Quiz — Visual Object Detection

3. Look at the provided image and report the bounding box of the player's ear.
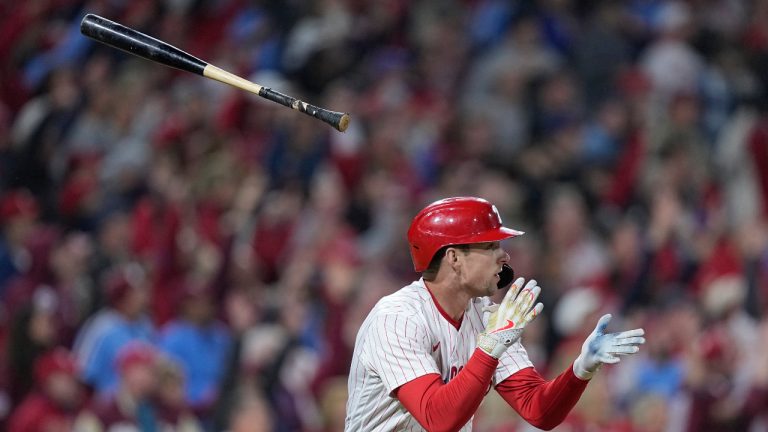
[445,247,463,271]
[445,247,456,262]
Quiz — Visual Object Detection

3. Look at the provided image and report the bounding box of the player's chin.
[485,279,498,295]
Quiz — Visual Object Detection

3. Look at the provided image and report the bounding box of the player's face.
[455,241,510,297]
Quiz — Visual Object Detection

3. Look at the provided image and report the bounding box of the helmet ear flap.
[497,264,514,289]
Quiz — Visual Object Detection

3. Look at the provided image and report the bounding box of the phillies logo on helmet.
[492,205,502,223]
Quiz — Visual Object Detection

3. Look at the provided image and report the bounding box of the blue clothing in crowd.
[81,314,156,395]
[158,320,232,407]
[0,238,22,295]
[635,358,685,400]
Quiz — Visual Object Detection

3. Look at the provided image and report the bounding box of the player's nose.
[499,249,510,263]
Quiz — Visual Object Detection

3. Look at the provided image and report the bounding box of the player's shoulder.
[370,279,431,318]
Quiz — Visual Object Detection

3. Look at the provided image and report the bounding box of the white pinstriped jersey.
[345,279,533,431]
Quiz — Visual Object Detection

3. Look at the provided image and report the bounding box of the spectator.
[0,190,39,291]
[542,185,609,292]
[8,68,80,198]
[3,229,94,347]
[86,206,134,316]
[6,288,59,407]
[8,348,84,432]
[74,341,161,431]
[573,1,632,109]
[684,326,754,431]
[77,265,155,396]
[316,377,348,432]
[155,357,204,432]
[158,279,231,416]
[640,1,704,99]
[226,391,273,432]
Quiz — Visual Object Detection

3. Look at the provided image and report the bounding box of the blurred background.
[1,0,768,431]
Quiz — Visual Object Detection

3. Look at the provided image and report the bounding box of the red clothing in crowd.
[748,116,768,219]
[79,394,143,431]
[132,198,183,325]
[8,392,77,432]
[603,129,645,208]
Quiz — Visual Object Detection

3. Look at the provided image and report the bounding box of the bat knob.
[338,113,351,132]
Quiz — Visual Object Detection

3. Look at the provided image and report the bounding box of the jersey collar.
[420,278,463,330]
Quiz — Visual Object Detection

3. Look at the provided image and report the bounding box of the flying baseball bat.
[80,14,350,132]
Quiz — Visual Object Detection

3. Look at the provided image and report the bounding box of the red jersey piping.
[423,280,463,330]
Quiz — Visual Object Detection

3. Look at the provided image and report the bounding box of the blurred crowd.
[1,0,768,431]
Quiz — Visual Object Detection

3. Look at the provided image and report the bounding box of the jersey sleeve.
[495,364,589,430]
[361,313,440,394]
[395,348,499,431]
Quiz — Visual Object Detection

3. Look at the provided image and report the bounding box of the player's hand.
[478,277,544,359]
[573,314,645,380]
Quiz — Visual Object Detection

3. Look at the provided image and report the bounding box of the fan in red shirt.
[8,348,84,432]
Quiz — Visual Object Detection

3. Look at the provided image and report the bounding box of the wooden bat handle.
[203,65,263,93]
[203,66,350,132]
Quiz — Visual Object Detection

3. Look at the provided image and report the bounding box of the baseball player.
[345,197,645,431]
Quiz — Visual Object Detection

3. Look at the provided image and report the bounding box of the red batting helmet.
[407,197,523,272]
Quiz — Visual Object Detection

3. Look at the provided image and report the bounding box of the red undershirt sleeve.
[395,348,498,432]
[495,364,589,431]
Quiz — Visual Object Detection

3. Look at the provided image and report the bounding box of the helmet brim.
[458,227,524,245]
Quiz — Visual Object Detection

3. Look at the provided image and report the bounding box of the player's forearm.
[396,348,498,432]
[496,364,588,431]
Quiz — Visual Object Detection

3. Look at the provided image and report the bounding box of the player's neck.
[423,279,471,322]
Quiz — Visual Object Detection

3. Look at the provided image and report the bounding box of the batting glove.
[478,277,544,359]
[573,314,645,380]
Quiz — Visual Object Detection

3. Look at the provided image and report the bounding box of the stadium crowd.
[1,0,768,431]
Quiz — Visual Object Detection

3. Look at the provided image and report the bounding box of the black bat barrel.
[80,14,208,76]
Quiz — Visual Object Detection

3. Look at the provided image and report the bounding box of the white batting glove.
[478,277,544,359]
[573,314,645,380]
